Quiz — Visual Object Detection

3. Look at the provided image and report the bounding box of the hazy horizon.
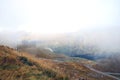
[0,0,120,53]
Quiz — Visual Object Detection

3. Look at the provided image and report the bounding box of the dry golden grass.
[0,45,115,80]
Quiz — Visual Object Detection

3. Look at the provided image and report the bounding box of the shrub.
[18,56,33,66]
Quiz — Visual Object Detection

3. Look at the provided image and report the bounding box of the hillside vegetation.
[0,45,115,80]
[93,54,120,73]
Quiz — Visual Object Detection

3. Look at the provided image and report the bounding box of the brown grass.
[0,45,115,80]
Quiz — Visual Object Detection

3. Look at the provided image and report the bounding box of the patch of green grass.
[0,64,19,70]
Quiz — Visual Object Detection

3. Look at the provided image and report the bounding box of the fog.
[0,26,120,54]
[0,30,28,47]
[78,26,120,53]
[0,0,120,54]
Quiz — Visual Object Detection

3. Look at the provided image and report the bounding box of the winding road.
[85,65,120,80]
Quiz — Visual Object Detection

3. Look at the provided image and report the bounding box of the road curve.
[85,65,120,80]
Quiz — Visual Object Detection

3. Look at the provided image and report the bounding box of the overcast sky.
[0,0,120,34]
[0,0,120,52]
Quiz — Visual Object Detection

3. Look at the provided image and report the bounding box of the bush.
[18,56,33,66]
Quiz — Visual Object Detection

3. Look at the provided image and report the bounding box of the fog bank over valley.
[0,26,120,55]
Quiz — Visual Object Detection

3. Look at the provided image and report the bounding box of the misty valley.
[0,32,120,80]
[1,0,120,80]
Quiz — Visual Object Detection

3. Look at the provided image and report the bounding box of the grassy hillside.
[0,45,115,80]
[93,56,120,73]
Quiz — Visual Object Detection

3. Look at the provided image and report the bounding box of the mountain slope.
[0,45,116,80]
[0,45,68,80]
